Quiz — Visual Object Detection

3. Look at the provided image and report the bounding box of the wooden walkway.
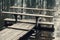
[0,23,35,40]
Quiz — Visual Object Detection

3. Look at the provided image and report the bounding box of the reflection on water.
[36,31,54,40]
[35,25,55,40]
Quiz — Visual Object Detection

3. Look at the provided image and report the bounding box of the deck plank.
[0,29,10,35]
[1,23,26,40]
[0,29,16,40]
[0,23,35,40]
[11,24,35,40]
[1,29,23,40]
[7,23,30,40]
[0,23,23,35]
[12,31,28,40]
[5,23,28,40]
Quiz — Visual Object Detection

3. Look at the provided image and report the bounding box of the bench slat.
[2,11,53,18]
[4,18,54,25]
[8,23,35,30]
[10,6,56,11]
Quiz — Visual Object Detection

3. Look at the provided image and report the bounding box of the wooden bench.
[1,6,54,40]
[0,23,35,40]
[2,11,54,26]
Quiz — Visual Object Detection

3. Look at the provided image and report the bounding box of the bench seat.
[0,23,35,40]
[4,18,54,25]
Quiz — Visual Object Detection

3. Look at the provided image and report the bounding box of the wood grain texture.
[0,23,35,40]
[4,18,54,25]
[10,6,56,11]
[2,11,53,18]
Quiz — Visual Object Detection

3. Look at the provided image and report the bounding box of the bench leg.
[4,21,8,27]
[35,17,39,40]
[13,14,17,23]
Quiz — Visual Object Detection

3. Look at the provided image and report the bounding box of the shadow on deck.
[18,24,55,40]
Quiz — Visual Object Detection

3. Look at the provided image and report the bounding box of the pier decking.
[0,23,35,40]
